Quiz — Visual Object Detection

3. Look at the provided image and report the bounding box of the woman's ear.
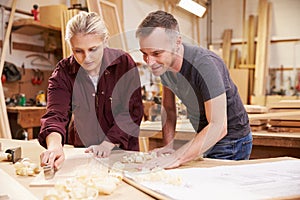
[103,37,109,47]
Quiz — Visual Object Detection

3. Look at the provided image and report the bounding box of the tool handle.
[0,152,9,161]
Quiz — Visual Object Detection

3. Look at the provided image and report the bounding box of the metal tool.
[5,147,22,163]
[43,165,56,180]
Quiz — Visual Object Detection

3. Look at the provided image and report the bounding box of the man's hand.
[85,141,115,158]
[139,152,180,170]
[151,144,175,156]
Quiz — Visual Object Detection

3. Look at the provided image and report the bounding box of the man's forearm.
[162,117,176,147]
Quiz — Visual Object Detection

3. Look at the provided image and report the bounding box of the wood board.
[123,176,170,200]
[254,0,272,96]
[269,120,300,127]
[248,111,300,120]
[244,104,268,114]
[30,150,157,187]
[30,151,96,187]
[229,68,249,104]
[0,168,38,200]
[222,29,232,68]
[268,126,300,133]
[100,0,127,50]
[268,100,300,109]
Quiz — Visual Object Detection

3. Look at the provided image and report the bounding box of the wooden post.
[247,15,257,102]
[0,0,17,138]
[222,29,232,68]
[86,0,102,17]
[254,0,272,97]
[240,0,247,65]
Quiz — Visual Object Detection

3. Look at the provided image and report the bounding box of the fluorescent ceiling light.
[178,0,206,18]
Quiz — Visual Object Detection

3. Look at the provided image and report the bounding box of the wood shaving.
[13,158,40,176]
[43,169,123,200]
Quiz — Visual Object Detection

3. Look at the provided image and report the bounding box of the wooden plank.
[251,132,300,159]
[229,48,238,69]
[268,100,300,109]
[1,40,60,53]
[268,126,300,133]
[240,0,247,65]
[248,111,300,120]
[222,29,232,68]
[61,10,67,58]
[249,119,268,126]
[254,0,272,96]
[246,14,256,99]
[269,109,300,114]
[251,125,267,131]
[247,15,256,65]
[239,64,256,69]
[269,120,300,127]
[86,0,102,16]
[100,0,127,50]
[61,9,79,58]
[229,68,249,104]
[0,0,17,139]
[12,18,61,35]
[12,42,46,53]
[244,104,268,114]
[123,177,170,200]
[248,69,255,99]
[107,0,124,31]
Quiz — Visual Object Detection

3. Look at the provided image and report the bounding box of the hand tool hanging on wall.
[31,69,44,85]
[26,54,54,68]
[31,69,38,85]
[36,69,44,85]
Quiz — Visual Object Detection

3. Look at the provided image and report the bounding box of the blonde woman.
[39,11,143,170]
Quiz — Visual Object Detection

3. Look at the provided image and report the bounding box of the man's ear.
[176,35,182,45]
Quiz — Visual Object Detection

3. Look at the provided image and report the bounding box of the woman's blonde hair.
[65,11,108,42]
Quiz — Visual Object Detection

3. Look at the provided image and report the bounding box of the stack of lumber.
[245,105,268,131]
[267,100,300,133]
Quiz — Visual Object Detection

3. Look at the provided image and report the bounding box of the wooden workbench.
[0,139,299,199]
[6,106,46,140]
[139,120,300,159]
[0,139,154,200]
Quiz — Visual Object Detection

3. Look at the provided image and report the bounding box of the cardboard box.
[39,4,68,28]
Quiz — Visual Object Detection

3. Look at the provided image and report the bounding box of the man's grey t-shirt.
[160,43,250,139]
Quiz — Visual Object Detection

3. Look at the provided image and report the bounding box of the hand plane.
[0,146,22,163]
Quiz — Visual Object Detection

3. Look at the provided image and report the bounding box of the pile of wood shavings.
[43,168,123,200]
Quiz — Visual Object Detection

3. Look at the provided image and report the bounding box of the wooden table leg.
[139,137,149,152]
[26,128,33,140]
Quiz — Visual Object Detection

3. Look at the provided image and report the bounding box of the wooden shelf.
[12,18,60,36]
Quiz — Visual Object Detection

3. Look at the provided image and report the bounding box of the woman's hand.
[85,141,115,158]
[40,132,65,171]
[40,146,65,171]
